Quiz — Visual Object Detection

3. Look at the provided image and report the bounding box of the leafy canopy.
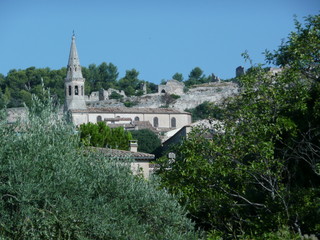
[157,14,320,239]
[79,122,133,150]
[131,129,162,154]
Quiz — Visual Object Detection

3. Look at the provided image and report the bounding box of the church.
[64,34,192,131]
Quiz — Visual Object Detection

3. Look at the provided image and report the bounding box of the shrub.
[109,91,123,99]
[170,94,181,100]
[124,100,138,107]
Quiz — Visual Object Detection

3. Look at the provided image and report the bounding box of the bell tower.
[64,33,87,111]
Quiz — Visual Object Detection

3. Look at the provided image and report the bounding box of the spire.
[66,33,83,79]
[64,33,87,111]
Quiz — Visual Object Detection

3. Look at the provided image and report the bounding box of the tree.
[109,91,123,100]
[189,67,203,80]
[185,101,224,122]
[118,69,141,96]
[172,72,184,82]
[131,129,162,154]
[98,62,119,89]
[146,82,158,93]
[0,93,199,239]
[185,67,211,87]
[157,15,320,238]
[79,122,133,151]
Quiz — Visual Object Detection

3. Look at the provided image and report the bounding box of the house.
[92,140,154,179]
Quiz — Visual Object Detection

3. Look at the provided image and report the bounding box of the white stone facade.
[70,107,191,130]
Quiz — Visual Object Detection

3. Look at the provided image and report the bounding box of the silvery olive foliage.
[0,92,198,239]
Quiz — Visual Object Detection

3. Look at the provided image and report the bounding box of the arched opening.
[75,85,79,95]
[97,116,102,122]
[68,86,72,96]
[134,116,140,122]
[81,86,84,96]
[171,117,176,128]
[161,89,166,94]
[153,117,159,127]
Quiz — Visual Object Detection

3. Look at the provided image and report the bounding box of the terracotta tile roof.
[70,107,190,115]
[132,121,157,132]
[91,147,155,160]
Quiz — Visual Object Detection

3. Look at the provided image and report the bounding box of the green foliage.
[186,101,224,122]
[0,94,198,239]
[123,100,138,107]
[161,93,180,106]
[1,67,66,107]
[0,62,159,107]
[131,129,162,154]
[157,15,320,238]
[184,67,212,87]
[265,14,320,81]
[170,94,181,100]
[109,91,123,100]
[79,122,132,150]
[118,69,141,96]
[135,89,144,96]
[146,82,158,94]
[82,62,119,91]
[172,72,184,82]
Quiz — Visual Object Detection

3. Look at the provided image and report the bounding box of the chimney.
[129,140,138,152]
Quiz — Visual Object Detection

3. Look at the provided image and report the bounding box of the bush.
[109,91,123,99]
[0,95,198,239]
[123,100,138,107]
[170,94,181,100]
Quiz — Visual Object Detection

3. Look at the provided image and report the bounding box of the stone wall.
[158,80,185,95]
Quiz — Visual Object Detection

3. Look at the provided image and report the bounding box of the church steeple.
[64,33,87,111]
[66,33,83,80]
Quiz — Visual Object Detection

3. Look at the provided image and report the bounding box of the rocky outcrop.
[88,81,239,111]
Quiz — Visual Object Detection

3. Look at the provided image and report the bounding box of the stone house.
[92,140,154,179]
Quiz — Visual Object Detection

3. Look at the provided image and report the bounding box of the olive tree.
[0,93,199,239]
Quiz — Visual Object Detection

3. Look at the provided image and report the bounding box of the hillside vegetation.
[0,63,223,109]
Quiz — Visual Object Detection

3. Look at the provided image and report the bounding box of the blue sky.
[0,0,319,84]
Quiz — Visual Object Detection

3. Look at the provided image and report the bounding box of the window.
[171,117,176,128]
[97,116,102,122]
[134,116,140,122]
[153,117,159,127]
[81,86,84,96]
[68,86,72,96]
[75,86,79,95]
